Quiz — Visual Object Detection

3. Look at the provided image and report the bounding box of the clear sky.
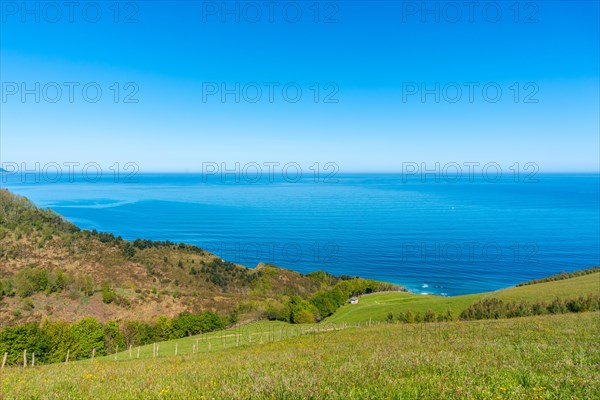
[0,1,598,173]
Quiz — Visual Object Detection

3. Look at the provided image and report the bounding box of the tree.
[104,321,125,354]
[121,321,153,347]
[294,310,315,324]
[42,321,76,363]
[71,317,105,359]
[171,313,202,338]
[228,308,239,326]
[287,296,318,324]
[0,323,49,365]
[78,275,94,296]
[197,312,225,333]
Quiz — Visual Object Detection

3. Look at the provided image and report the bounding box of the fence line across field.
[0,322,368,367]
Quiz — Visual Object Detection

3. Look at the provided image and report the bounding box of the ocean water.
[1,173,599,296]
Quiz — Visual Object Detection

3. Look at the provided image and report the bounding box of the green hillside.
[494,272,599,302]
[98,320,334,362]
[37,270,598,364]
[324,291,484,323]
[100,270,599,363]
[325,271,600,324]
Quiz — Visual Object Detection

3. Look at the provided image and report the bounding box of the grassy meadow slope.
[39,270,597,363]
[324,291,484,323]
[325,271,600,324]
[2,312,598,399]
[97,321,311,361]
[494,272,600,302]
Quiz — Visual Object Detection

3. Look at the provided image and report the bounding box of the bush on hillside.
[459,294,600,321]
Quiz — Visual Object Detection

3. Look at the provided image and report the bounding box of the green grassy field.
[493,272,600,302]
[2,312,598,399]
[2,272,598,399]
[324,291,484,323]
[325,272,600,324]
[98,321,349,362]
[104,270,598,362]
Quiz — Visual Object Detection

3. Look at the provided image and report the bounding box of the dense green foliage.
[310,288,347,319]
[459,293,600,320]
[263,279,397,323]
[0,311,226,366]
[0,266,75,297]
[394,309,455,323]
[310,278,397,320]
[0,190,79,235]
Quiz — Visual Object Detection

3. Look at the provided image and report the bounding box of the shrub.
[401,310,415,323]
[294,310,316,324]
[423,309,436,323]
[265,302,287,321]
[22,298,34,311]
[460,294,599,321]
[13,267,49,297]
[101,283,115,304]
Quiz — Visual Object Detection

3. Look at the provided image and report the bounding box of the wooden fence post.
[175,343,178,356]
[1,352,7,369]
[32,352,35,367]
[65,350,70,364]
[23,350,27,368]
[137,347,140,359]
[92,348,96,361]
[208,342,211,352]
[129,345,132,359]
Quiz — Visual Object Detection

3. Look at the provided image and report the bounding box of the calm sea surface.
[2,173,599,295]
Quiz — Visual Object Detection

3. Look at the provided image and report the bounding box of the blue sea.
[2,173,599,296]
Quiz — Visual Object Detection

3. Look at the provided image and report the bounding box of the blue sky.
[0,1,598,173]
